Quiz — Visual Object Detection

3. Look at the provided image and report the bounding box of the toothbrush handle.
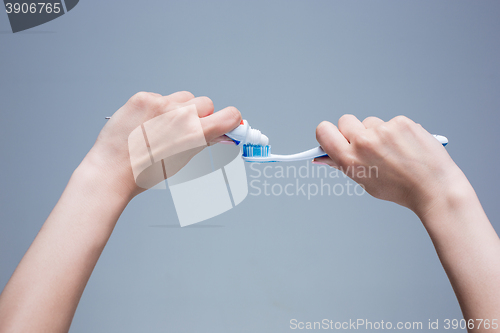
[315,134,448,159]
[244,134,449,162]
[269,147,327,162]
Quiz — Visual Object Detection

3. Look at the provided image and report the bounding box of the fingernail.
[312,161,328,166]
[219,140,236,145]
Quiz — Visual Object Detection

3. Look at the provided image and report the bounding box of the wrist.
[75,148,138,204]
[413,169,477,225]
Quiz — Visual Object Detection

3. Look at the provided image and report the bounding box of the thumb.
[200,106,242,143]
[315,121,351,167]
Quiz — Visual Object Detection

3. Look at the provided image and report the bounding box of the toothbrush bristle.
[242,144,271,158]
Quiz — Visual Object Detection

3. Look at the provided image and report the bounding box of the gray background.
[1,1,499,332]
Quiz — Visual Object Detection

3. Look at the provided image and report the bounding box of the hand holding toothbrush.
[314,115,455,214]
[314,114,500,326]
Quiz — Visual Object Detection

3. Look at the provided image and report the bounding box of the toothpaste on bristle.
[260,134,269,146]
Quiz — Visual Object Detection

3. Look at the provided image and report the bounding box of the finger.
[165,91,195,103]
[200,106,242,143]
[362,116,384,129]
[338,114,365,143]
[312,155,339,168]
[208,135,237,145]
[170,96,214,118]
[190,96,214,118]
[315,121,351,167]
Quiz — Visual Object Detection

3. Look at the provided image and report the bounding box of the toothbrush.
[226,120,449,163]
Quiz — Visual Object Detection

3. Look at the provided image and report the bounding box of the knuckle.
[363,116,379,125]
[157,96,173,113]
[392,115,413,127]
[374,123,392,141]
[376,123,390,135]
[160,95,171,106]
[179,91,195,99]
[130,91,154,107]
[354,133,370,145]
[353,133,374,151]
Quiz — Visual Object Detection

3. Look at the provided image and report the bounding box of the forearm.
[418,177,500,331]
[0,155,131,333]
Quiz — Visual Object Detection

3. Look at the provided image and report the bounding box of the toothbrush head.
[242,144,271,158]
